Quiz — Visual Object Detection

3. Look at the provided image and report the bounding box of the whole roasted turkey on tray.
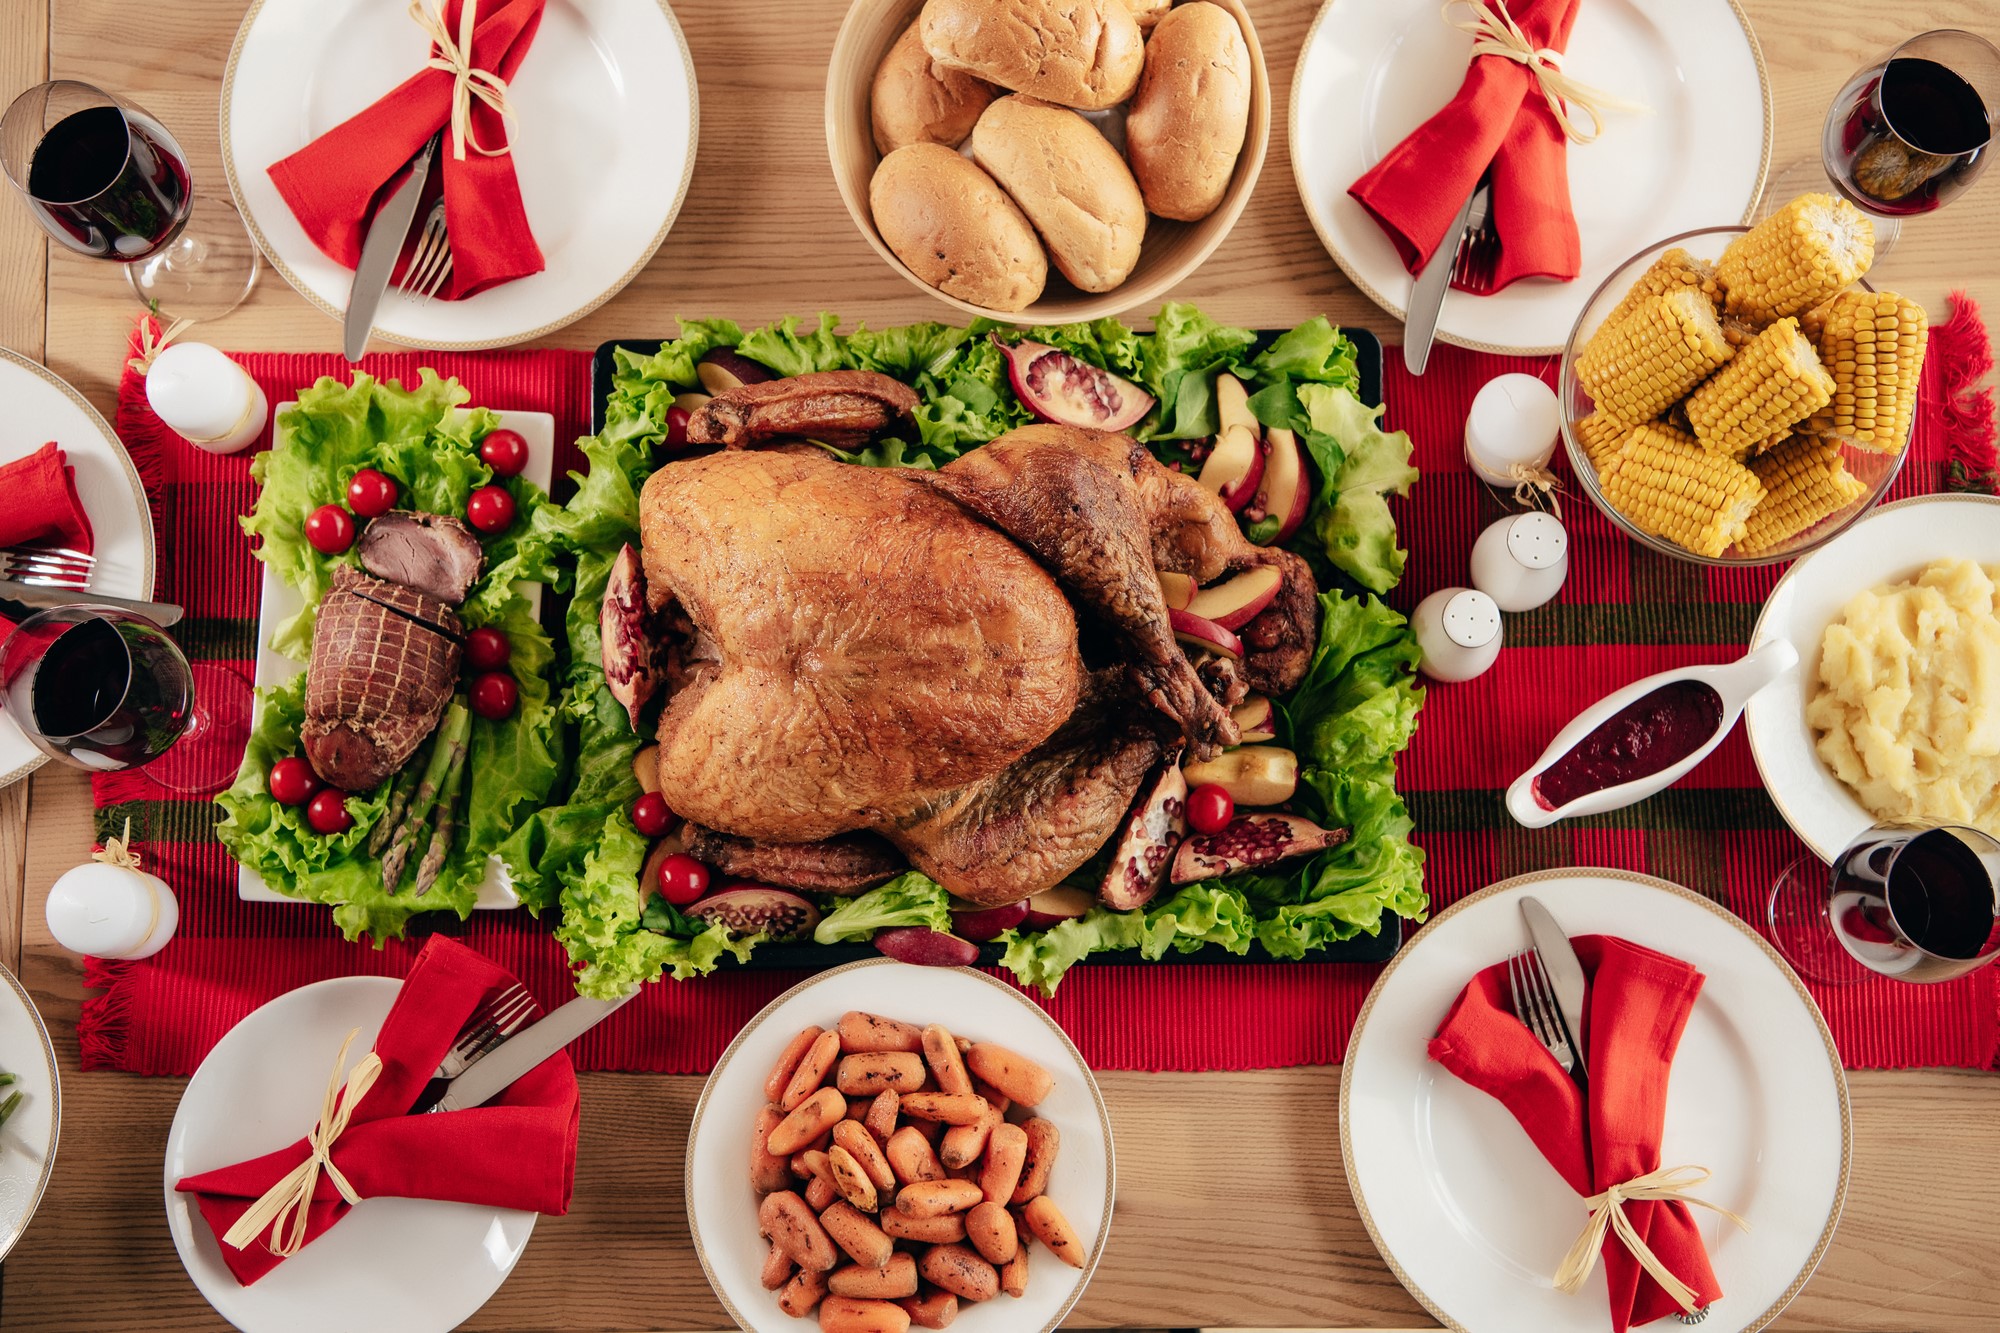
[603,370,1331,911]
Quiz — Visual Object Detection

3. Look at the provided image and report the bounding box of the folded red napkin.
[1348,0,1583,292]
[176,937,579,1286]
[1429,933,1721,1332]
[267,0,547,300]
[0,442,94,636]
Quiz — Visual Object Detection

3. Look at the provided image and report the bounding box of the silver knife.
[1520,896,1588,1077]
[0,580,182,627]
[1403,180,1487,376]
[429,991,634,1112]
[342,133,441,363]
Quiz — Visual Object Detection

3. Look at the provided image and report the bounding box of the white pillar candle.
[145,343,268,455]
[1464,373,1560,487]
[1412,587,1503,683]
[1470,511,1570,612]
[45,862,179,960]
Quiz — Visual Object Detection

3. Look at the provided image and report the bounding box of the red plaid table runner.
[81,300,2000,1075]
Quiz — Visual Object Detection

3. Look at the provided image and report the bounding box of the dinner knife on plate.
[0,579,183,627]
[342,132,441,364]
[1520,896,1589,1077]
[1402,183,1483,377]
[427,990,636,1112]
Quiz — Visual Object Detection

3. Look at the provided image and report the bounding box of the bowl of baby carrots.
[1559,196,1924,567]
[685,958,1114,1332]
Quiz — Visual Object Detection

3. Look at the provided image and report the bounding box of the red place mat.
[81,300,2000,1076]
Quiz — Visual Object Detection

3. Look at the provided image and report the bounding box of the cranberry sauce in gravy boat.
[1504,639,1799,829]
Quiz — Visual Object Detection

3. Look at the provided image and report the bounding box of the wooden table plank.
[6,0,1999,1329]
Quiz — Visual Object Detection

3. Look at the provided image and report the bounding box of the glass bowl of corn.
[1558,198,1923,566]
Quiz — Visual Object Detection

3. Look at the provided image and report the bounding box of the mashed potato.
[1806,557,2000,837]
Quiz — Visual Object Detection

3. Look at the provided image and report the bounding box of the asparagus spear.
[382,701,471,893]
[0,1090,24,1129]
[367,740,430,857]
[413,739,469,898]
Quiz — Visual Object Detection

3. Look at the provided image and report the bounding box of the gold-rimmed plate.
[1341,869,1848,1333]
[0,960,60,1266]
[220,0,697,350]
[1289,0,1771,355]
[685,958,1113,1331]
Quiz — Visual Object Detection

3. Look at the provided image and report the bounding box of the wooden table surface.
[4,0,1998,1328]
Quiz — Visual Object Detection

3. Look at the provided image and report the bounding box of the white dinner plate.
[1342,869,1847,1333]
[165,976,535,1333]
[1290,0,1770,353]
[221,0,697,349]
[687,959,1114,1333]
[0,348,156,790]
[0,961,60,1265]
[236,405,553,909]
[1745,493,2000,864]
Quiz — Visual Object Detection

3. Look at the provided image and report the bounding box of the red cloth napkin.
[1348,0,1583,292]
[175,937,579,1286]
[0,442,94,636]
[1429,934,1721,1331]
[267,0,546,300]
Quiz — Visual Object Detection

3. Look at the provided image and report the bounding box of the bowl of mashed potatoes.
[1744,494,2000,862]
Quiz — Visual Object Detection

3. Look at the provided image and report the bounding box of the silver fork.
[0,546,94,588]
[432,981,536,1080]
[1507,949,1577,1077]
[1451,182,1498,295]
[397,197,453,304]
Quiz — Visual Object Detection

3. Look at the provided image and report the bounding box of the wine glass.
[0,605,251,794]
[1758,30,1998,256]
[0,80,259,321]
[1768,822,2000,985]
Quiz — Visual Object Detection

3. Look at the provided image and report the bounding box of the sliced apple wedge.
[1197,424,1263,513]
[1216,372,1257,439]
[1232,694,1277,743]
[1020,886,1092,930]
[1187,565,1283,631]
[1168,608,1244,663]
[632,743,662,795]
[1249,426,1310,546]
[1159,571,1197,611]
[1182,745,1298,806]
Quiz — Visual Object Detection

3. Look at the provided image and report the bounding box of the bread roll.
[970,96,1144,293]
[1124,0,1172,30]
[870,143,1047,312]
[871,22,997,155]
[1124,2,1251,221]
[920,0,1142,111]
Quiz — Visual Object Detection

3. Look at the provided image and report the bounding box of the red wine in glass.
[1828,824,2000,982]
[1823,33,1998,219]
[0,609,194,772]
[13,97,190,260]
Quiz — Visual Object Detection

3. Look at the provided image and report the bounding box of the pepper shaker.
[145,342,268,455]
[1412,587,1503,683]
[1470,511,1569,612]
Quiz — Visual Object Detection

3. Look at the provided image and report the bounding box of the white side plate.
[0,961,59,1265]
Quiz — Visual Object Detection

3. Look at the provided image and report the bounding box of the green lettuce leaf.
[814,871,955,944]
[1297,384,1419,593]
[1133,302,1259,439]
[996,885,1259,993]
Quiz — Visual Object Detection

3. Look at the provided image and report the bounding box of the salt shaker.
[145,342,268,455]
[1464,373,1559,487]
[1470,511,1569,612]
[1412,587,1503,683]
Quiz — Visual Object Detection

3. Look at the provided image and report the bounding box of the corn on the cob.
[1600,422,1765,557]
[1576,289,1733,425]
[1805,289,1928,453]
[1716,193,1875,327]
[1575,412,1638,475]
[1737,435,1868,555]
[1602,248,1722,331]
[1685,317,1835,457]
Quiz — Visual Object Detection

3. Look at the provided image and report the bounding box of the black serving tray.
[588,324,1398,969]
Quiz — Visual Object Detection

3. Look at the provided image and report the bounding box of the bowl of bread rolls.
[827,0,1269,319]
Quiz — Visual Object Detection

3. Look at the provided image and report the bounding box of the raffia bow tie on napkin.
[175,937,580,1286]
[1429,933,1746,1331]
[1348,0,1641,293]
[0,442,95,637]
[267,0,546,300]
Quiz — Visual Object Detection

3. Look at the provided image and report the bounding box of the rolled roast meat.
[303,569,464,791]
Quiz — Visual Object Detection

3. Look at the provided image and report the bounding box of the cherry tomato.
[469,671,518,720]
[631,792,676,838]
[657,853,710,906]
[305,503,356,554]
[1187,782,1235,835]
[305,788,354,835]
[268,755,318,806]
[464,626,511,672]
[663,406,692,450]
[466,484,515,534]
[346,468,398,518]
[479,428,529,478]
